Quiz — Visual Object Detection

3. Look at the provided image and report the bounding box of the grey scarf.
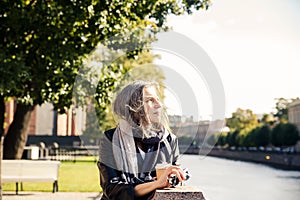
[112,119,172,183]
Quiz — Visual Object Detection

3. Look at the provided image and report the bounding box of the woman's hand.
[155,165,185,189]
[134,166,185,197]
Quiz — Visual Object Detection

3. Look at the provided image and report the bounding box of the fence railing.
[24,145,99,162]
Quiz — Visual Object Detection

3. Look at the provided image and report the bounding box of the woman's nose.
[154,99,162,108]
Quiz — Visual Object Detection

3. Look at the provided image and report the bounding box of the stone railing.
[154,186,206,200]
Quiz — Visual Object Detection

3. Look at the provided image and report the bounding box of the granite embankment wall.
[204,148,300,170]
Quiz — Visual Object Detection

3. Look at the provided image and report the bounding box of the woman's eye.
[145,98,154,103]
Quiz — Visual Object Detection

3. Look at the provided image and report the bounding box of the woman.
[98,80,185,199]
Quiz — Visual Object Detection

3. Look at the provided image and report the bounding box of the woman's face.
[143,86,162,124]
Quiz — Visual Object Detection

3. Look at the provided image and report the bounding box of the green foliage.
[207,132,218,146]
[224,108,261,147]
[271,123,283,146]
[0,0,211,119]
[226,130,239,147]
[281,123,299,146]
[1,0,210,110]
[216,132,228,146]
[0,0,211,157]
[254,125,270,147]
[260,113,275,126]
[1,0,99,108]
[219,104,300,148]
[178,135,194,146]
[82,106,102,141]
[271,123,299,147]
[237,125,270,147]
[81,50,166,134]
[273,97,298,123]
[226,108,259,132]
[237,127,255,147]
[219,125,271,148]
[218,122,298,148]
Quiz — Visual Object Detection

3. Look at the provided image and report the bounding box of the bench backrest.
[2,160,60,181]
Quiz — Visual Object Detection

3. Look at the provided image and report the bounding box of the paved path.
[2,192,102,200]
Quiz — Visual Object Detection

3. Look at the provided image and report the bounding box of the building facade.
[4,100,86,136]
[288,99,300,131]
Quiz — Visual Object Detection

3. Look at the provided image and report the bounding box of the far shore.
[182,146,300,170]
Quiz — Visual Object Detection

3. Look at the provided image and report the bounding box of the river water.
[179,154,300,200]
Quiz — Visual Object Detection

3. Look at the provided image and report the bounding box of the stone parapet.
[154,186,206,200]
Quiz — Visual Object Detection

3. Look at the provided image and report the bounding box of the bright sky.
[153,0,300,119]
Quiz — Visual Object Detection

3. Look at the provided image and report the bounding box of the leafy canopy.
[0,0,210,112]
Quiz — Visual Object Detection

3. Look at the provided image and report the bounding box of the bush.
[178,136,194,146]
[254,125,271,147]
[271,123,299,147]
[226,130,239,147]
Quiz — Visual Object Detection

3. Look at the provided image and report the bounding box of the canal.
[179,154,300,200]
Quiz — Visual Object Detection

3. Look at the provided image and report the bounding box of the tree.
[273,97,298,123]
[207,132,218,146]
[271,123,283,147]
[281,123,299,146]
[226,108,259,131]
[225,108,259,147]
[216,132,227,147]
[0,0,211,159]
[260,113,275,126]
[254,125,270,147]
[271,123,299,147]
[83,50,165,137]
[237,127,256,147]
[226,130,239,147]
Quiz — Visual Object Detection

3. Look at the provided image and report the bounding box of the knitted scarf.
[112,119,171,183]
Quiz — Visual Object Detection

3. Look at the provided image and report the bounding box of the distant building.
[288,99,300,131]
[168,115,195,127]
[168,115,183,127]
[4,100,86,136]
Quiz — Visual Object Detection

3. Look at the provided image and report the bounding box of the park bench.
[1,160,60,194]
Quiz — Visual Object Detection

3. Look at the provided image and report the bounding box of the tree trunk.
[3,103,34,159]
[0,95,4,137]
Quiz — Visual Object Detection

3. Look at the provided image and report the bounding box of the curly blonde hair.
[113,80,170,136]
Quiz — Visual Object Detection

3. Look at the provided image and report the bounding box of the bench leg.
[15,182,18,195]
[53,180,58,193]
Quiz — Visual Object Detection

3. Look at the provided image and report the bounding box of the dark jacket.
[97,128,179,200]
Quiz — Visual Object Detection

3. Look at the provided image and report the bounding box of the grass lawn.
[2,156,102,192]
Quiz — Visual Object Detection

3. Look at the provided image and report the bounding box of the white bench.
[1,160,60,194]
